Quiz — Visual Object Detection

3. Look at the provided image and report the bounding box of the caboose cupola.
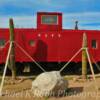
[37,12,62,31]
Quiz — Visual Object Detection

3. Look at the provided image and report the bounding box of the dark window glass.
[41,15,58,24]
[92,40,97,49]
[0,39,5,47]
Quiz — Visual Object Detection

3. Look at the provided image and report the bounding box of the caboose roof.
[37,12,62,15]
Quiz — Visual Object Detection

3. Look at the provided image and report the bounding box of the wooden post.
[9,18,16,79]
[82,33,87,79]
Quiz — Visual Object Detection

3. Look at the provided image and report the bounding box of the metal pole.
[0,42,12,96]
[86,48,98,92]
[60,48,82,73]
[75,21,78,30]
[15,42,46,72]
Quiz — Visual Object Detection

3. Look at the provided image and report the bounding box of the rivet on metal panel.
[45,34,48,38]
[38,34,41,37]
[51,34,54,38]
[58,34,61,38]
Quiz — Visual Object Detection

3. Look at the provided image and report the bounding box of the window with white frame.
[41,15,58,25]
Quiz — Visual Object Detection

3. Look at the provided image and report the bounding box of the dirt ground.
[0,75,100,100]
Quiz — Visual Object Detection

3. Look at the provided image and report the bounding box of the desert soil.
[0,75,100,100]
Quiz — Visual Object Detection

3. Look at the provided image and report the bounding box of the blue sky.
[0,0,100,30]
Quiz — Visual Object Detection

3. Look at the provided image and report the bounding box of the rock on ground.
[31,71,68,97]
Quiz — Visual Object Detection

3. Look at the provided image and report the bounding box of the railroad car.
[0,12,100,74]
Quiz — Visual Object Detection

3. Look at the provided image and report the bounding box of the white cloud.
[0,12,100,30]
[63,12,100,22]
[0,0,80,11]
[0,0,64,8]
[0,15,36,28]
[63,12,100,30]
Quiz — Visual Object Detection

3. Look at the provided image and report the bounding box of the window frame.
[91,39,98,49]
[0,38,5,48]
[41,15,58,25]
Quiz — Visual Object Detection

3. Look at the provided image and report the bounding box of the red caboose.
[0,12,100,74]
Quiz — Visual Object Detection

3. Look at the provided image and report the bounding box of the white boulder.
[31,71,68,97]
